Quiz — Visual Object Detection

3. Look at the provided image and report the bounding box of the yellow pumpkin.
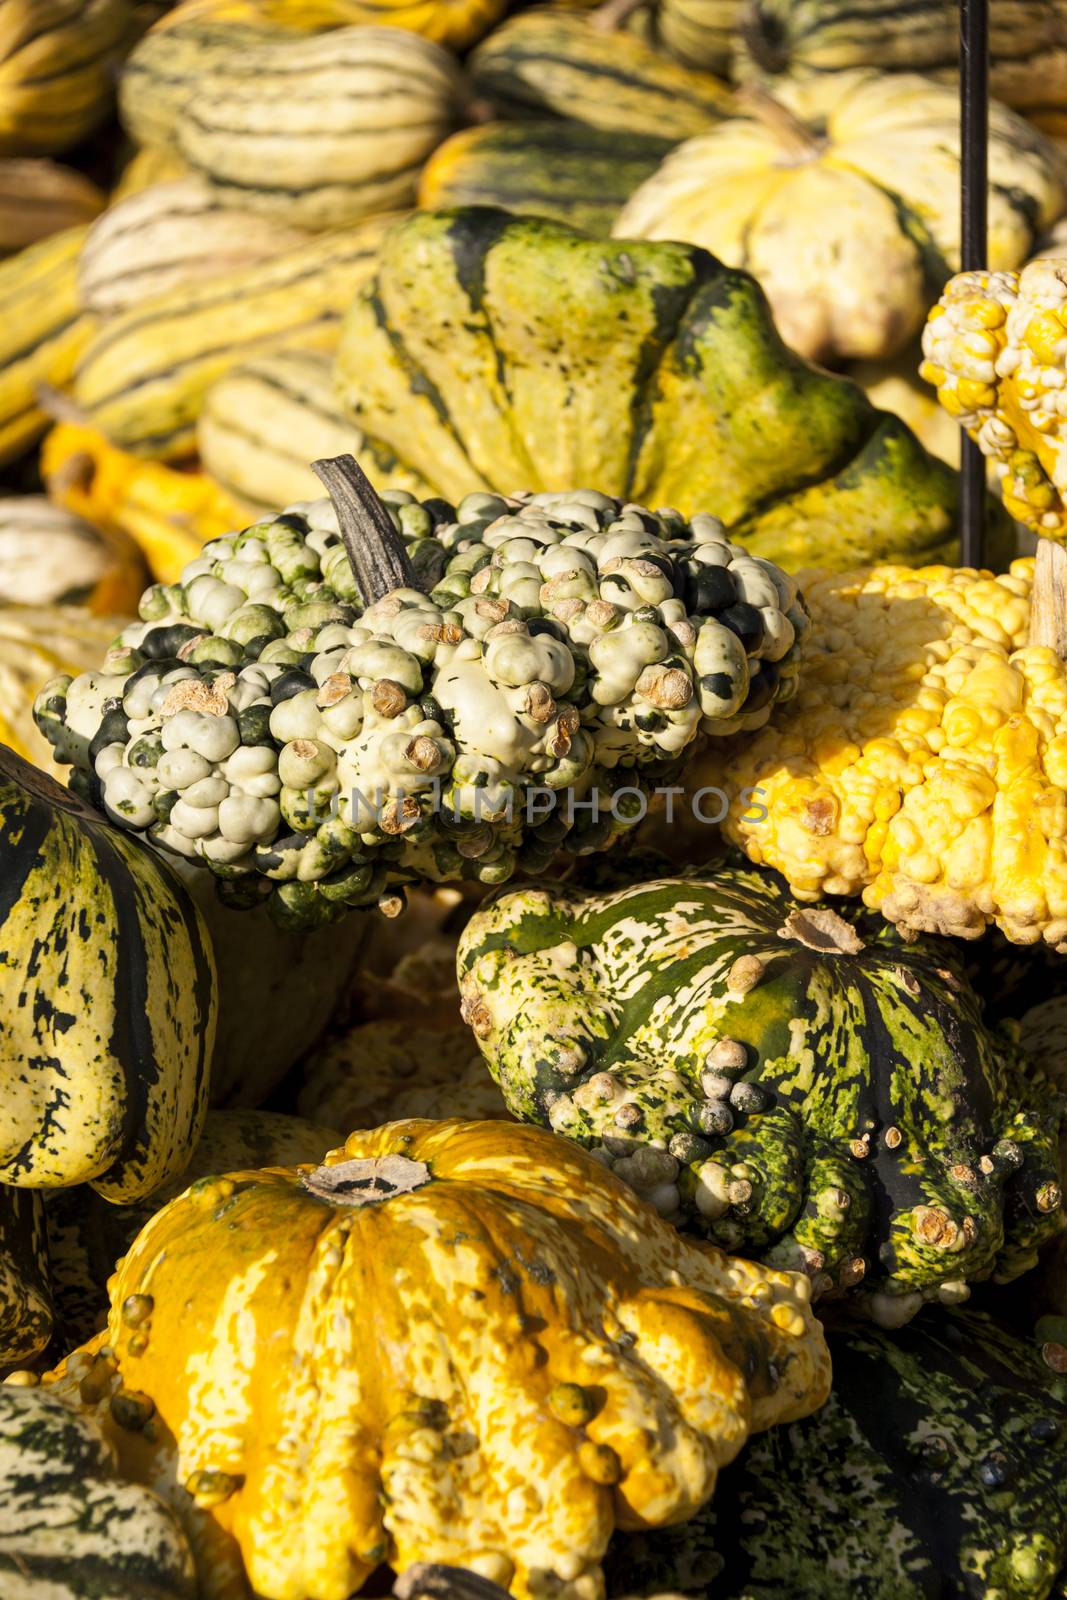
[53,1120,831,1600]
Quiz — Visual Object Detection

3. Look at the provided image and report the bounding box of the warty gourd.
[33,456,808,930]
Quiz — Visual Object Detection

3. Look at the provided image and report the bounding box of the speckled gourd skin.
[0,744,216,1201]
[606,1308,1067,1600]
[335,209,1012,571]
[0,1382,198,1600]
[457,866,1065,1324]
[0,1187,51,1366]
[57,1119,831,1600]
[34,485,806,930]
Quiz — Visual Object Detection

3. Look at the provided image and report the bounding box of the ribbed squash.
[613,72,1066,366]
[0,1188,50,1366]
[52,1119,831,1600]
[921,260,1067,541]
[335,208,1011,569]
[123,21,464,229]
[691,555,1067,949]
[0,1384,199,1599]
[79,177,310,317]
[0,159,103,254]
[0,743,216,1200]
[0,603,129,773]
[197,349,431,511]
[0,0,131,156]
[74,215,398,459]
[42,421,255,583]
[469,9,733,140]
[0,496,145,611]
[155,0,508,49]
[458,864,1065,1323]
[418,122,672,238]
[740,0,1067,137]
[0,224,94,467]
[626,0,740,75]
[607,1308,1067,1600]
[44,1109,341,1347]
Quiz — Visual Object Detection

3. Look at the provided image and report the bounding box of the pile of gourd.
[3,2,1067,1598]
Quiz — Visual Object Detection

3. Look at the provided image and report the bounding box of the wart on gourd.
[35,455,807,931]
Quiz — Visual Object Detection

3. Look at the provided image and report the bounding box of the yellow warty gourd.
[614,72,1066,366]
[695,556,1067,949]
[921,258,1067,540]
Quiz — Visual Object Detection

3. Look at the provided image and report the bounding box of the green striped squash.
[44,1108,341,1347]
[0,1384,197,1598]
[124,20,465,229]
[0,743,216,1201]
[628,0,741,75]
[418,121,673,237]
[78,176,310,317]
[0,225,93,467]
[607,1309,1067,1599]
[0,1187,51,1365]
[739,0,1067,135]
[468,9,734,139]
[0,0,131,157]
[457,864,1065,1323]
[74,213,397,459]
[196,348,431,509]
[335,207,1012,568]
[118,20,271,150]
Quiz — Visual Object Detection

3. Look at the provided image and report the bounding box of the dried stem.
[1028,536,1067,657]
[312,453,420,603]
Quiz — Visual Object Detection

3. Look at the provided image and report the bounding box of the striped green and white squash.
[0,1188,50,1365]
[78,176,310,317]
[628,0,741,75]
[739,0,1067,135]
[196,348,431,510]
[607,1308,1067,1599]
[0,743,216,1201]
[0,224,93,467]
[0,1383,197,1598]
[418,121,673,238]
[74,212,396,459]
[123,20,464,229]
[457,863,1066,1324]
[469,9,734,140]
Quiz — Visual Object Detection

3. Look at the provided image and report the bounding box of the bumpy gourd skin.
[34,487,806,930]
[457,866,1065,1325]
[692,556,1067,949]
[606,1309,1067,1600]
[921,259,1067,539]
[60,1119,831,1600]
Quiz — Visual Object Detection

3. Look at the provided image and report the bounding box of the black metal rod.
[959,0,989,568]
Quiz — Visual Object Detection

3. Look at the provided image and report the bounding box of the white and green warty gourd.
[34,457,808,930]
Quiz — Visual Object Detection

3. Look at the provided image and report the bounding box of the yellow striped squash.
[41,422,255,583]
[155,0,507,50]
[73,215,399,459]
[0,159,104,255]
[0,0,132,156]
[197,348,431,509]
[469,9,734,139]
[0,225,95,467]
[740,0,1067,136]
[0,604,131,773]
[123,21,464,228]
[0,1187,51,1364]
[118,21,266,151]
[110,144,190,200]
[628,0,741,74]
[0,743,216,1200]
[79,177,309,317]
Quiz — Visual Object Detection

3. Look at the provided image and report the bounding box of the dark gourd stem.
[1028,537,1067,658]
[393,1565,512,1600]
[736,84,821,160]
[312,453,420,602]
[739,0,790,74]
[590,0,650,32]
[35,382,92,426]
